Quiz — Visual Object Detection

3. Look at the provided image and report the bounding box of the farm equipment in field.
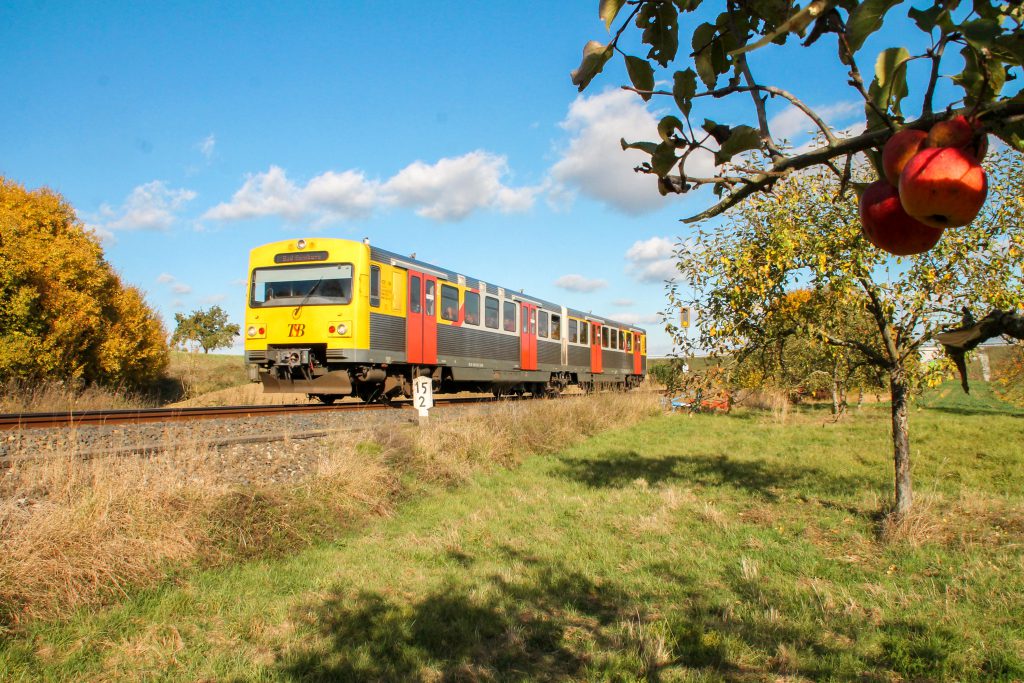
[663,388,731,414]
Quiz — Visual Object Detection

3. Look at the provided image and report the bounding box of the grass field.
[1,386,1022,681]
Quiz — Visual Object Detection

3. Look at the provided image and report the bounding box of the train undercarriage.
[250,346,641,405]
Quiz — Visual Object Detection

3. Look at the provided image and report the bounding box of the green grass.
[157,350,249,403]
[2,390,1022,681]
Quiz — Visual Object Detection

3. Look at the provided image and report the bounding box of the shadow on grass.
[273,560,626,681]
[266,548,1011,681]
[556,450,873,500]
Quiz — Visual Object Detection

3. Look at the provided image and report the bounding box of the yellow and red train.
[243,237,647,402]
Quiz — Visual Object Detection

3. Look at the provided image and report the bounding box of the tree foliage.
[730,288,887,411]
[667,149,1023,514]
[0,177,168,388]
[574,0,1024,222]
[171,306,240,354]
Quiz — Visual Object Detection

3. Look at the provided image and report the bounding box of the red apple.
[926,114,988,161]
[882,129,928,186]
[926,115,974,149]
[859,180,944,256]
[898,147,988,229]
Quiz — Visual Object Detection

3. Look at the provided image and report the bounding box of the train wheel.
[312,394,337,405]
[356,384,381,403]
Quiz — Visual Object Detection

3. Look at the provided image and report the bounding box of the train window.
[503,301,516,332]
[617,330,623,350]
[551,314,561,340]
[251,263,353,308]
[568,319,577,344]
[522,306,529,334]
[485,296,499,329]
[620,330,625,350]
[538,311,549,338]
[425,280,435,316]
[464,291,480,326]
[601,326,609,348]
[580,321,588,346]
[626,332,633,352]
[410,276,421,314]
[370,265,381,308]
[440,284,459,321]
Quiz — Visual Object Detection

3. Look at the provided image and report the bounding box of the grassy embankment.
[0,351,250,412]
[1,383,1022,681]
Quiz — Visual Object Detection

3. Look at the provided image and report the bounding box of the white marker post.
[412,375,434,425]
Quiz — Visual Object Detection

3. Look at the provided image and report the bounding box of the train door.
[633,332,643,375]
[520,302,537,370]
[590,322,603,374]
[406,270,438,365]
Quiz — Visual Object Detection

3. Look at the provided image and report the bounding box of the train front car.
[244,238,371,404]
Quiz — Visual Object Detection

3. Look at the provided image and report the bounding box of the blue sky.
[2,2,956,355]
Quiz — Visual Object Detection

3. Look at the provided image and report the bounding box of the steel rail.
[0,395,505,431]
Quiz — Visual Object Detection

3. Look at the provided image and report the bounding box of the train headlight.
[247,325,257,337]
[246,325,266,339]
[329,321,351,337]
[297,239,306,250]
[336,323,348,336]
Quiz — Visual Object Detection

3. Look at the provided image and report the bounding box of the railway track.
[0,395,506,431]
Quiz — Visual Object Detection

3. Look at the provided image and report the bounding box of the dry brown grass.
[0,379,150,413]
[0,392,659,627]
[734,389,791,422]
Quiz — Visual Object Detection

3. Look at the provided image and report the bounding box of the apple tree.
[666,151,1023,517]
[573,1,1024,517]
[729,289,886,414]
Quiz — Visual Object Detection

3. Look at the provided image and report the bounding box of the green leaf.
[658,115,685,143]
[691,23,718,89]
[701,118,730,143]
[625,56,656,100]
[570,40,613,92]
[990,118,1024,152]
[637,1,679,67]
[845,0,903,54]
[865,47,909,129]
[993,31,1024,66]
[673,68,698,117]
[952,45,1006,105]
[958,18,1000,49]
[621,138,659,155]
[599,0,625,30]
[714,125,761,165]
[651,141,679,176]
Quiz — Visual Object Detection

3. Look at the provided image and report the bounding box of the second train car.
[243,238,646,403]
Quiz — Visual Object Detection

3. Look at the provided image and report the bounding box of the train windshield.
[250,263,353,307]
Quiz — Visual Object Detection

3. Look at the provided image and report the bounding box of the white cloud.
[157,273,176,283]
[204,152,539,225]
[385,151,539,222]
[612,298,634,307]
[613,312,662,325]
[553,274,608,293]
[84,223,115,244]
[768,101,860,142]
[172,283,193,294]
[198,134,216,160]
[550,89,714,215]
[200,293,227,304]
[625,236,678,283]
[101,181,196,231]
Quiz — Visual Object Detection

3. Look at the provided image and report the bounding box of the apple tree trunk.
[890,365,913,518]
